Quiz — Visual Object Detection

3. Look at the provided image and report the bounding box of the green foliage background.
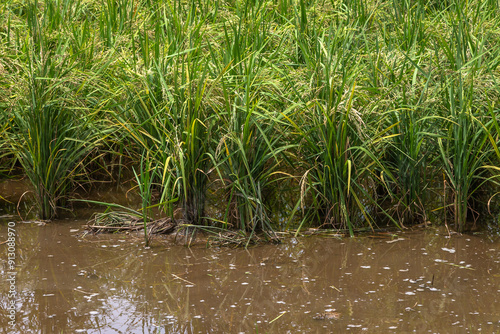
[1,0,500,233]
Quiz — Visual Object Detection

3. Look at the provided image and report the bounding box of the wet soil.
[1,219,499,333]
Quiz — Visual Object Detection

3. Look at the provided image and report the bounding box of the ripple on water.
[3,222,499,333]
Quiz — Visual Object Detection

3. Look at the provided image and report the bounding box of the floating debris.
[84,212,176,235]
[313,310,341,320]
[82,212,280,247]
[386,238,406,243]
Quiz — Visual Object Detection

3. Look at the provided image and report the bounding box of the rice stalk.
[7,1,103,218]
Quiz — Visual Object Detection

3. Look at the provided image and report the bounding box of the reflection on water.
[1,220,499,333]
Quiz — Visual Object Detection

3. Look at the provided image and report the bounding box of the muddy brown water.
[1,219,499,334]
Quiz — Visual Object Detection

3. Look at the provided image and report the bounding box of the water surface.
[1,219,499,333]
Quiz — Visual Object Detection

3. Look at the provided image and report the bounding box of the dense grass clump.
[1,0,500,234]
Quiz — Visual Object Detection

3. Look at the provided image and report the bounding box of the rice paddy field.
[2,0,500,238]
[2,1,500,333]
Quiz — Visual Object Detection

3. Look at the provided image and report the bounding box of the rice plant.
[291,83,380,236]
[431,0,500,231]
[9,58,101,218]
[382,107,431,225]
[112,11,214,225]
[438,79,499,231]
[132,153,158,246]
[4,1,105,219]
[211,53,290,242]
[0,116,10,178]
